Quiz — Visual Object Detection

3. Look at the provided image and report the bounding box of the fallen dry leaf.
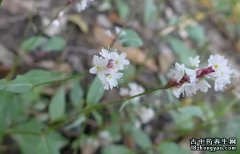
[94,25,158,72]
[67,14,89,33]
[158,45,175,74]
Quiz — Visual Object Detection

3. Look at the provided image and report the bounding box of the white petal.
[89,67,97,74]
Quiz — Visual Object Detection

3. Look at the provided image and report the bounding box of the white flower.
[208,54,233,91]
[197,79,211,92]
[167,63,185,82]
[100,48,112,60]
[137,107,155,124]
[101,72,123,90]
[89,55,108,75]
[100,49,130,71]
[90,48,129,91]
[119,88,129,96]
[111,52,130,70]
[189,56,200,68]
[185,68,197,83]
[172,83,198,98]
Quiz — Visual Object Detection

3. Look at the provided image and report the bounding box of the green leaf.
[131,128,151,149]
[167,37,196,65]
[115,0,129,19]
[186,25,206,46]
[118,29,143,48]
[5,83,33,93]
[0,92,27,133]
[70,82,84,107]
[42,36,66,52]
[157,142,191,154]
[21,36,66,52]
[13,120,67,154]
[86,76,104,105]
[144,0,158,25]
[102,145,133,154]
[21,36,47,52]
[12,69,63,86]
[49,88,66,121]
[0,0,3,6]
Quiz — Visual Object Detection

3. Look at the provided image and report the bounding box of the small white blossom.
[189,56,200,68]
[89,48,129,90]
[102,72,123,90]
[111,52,130,70]
[172,83,198,98]
[167,63,185,82]
[185,68,197,83]
[208,54,233,91]
[197,79,211,92]
[89,55,108,75]
[137,107,155,124]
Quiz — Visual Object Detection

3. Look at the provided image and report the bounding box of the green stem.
[33,72,88,88]
[83,84,170,115]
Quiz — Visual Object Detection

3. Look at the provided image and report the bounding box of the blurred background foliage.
[0,0,240,154]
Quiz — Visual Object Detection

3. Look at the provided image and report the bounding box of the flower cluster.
[89,48,130,90]
[167,54,234,98]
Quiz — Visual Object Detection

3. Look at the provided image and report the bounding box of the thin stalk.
[33,72,87,88]
[83,84,170,115]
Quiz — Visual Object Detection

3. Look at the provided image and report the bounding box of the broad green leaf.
[157,142,191,154]
[70,82,84,107]
[186,25,206,46]
[167,37,196,65]
[12,69,63,86]
[21,36,47,51]
[115,0,129,19]
[0,92,26,133]
[42,36,66,52]
[144,0,158,25]
[92,110,103,125]
[86,76,104,105]
[5,83,33,93]
[49,88,66,121]
[13,120,67,154]
[118,29,143,48]
[0,0,3,6]
[131,128,151,149]
[102,145,133,154]
[0,70,63,93]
